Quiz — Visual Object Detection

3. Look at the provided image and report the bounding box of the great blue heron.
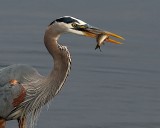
[0,16,124,128]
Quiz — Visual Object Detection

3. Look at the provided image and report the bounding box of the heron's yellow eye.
[72,23,78,28]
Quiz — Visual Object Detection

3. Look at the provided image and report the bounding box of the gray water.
[0,0,160,128]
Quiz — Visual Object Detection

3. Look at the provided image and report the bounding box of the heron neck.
[44,27,60,58]
[43,27,71,96]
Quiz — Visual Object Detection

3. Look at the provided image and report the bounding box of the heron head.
[49,16,124,44]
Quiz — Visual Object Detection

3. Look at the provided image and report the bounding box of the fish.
[95,34,108,51]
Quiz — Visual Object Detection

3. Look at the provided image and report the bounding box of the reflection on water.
[0,0,160,128]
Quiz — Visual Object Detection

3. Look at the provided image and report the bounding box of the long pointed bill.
[104,31,125,44]
[82,27,125,45]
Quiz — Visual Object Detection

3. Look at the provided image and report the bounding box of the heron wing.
[0,64,42,119]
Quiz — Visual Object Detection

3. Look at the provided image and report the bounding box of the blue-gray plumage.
[0,16,124,128]
[0,64,41,116]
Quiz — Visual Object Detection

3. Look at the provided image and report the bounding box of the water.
[0,0,160,128]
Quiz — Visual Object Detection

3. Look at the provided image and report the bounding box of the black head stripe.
[49,17,80,26]
[56,17,80,24]
[49,21,56,26]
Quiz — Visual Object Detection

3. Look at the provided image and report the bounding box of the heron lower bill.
[81,27,125,45]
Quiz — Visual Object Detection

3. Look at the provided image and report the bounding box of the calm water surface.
[0,1,160,128]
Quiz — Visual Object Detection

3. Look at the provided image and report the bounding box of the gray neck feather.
[44,26,72,96]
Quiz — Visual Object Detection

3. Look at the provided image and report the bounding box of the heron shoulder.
[0,64,40,86]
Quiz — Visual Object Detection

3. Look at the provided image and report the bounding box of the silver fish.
[95,34,108,51]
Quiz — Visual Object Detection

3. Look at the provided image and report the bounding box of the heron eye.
[72,23,78,28]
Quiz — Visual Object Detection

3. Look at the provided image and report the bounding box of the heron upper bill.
[81,26,124,44]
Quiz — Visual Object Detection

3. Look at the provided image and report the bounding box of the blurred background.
[0,0,160,128]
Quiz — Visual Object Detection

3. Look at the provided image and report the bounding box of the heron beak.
[82,26,125,44]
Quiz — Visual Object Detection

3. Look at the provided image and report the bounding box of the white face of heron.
[48,16,125,45]
[49,16,89,35]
